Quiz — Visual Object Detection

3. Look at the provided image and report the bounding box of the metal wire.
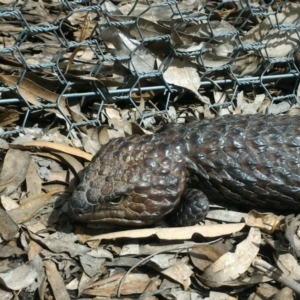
[0,0,300,137]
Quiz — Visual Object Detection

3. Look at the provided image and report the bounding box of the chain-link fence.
[1,0,300,138]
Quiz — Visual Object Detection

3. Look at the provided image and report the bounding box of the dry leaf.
[161,262,193,290]
[7,190,62,224]
[202,227,261,287]
[242,2,300,57]
[162,58,202,101]
[245,210,283,234]
[0,256,40,290]
[26,159,42,198]
[0,107,20,127]
[0,75,70,117]
[87,223,246,244]
[0,149,31,196]
[84,273,160,297]
[0,208,19,241]
[189,244,226,272]
[16,141,93,161]
[275,253,300,281]
[1,1,300,299]
[44,260,71,300]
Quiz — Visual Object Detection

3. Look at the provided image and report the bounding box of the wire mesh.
[1,0,300,137]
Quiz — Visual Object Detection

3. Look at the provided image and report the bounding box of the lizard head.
[68,135,186,226]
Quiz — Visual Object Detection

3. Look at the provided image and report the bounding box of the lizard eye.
[109,196,125,205]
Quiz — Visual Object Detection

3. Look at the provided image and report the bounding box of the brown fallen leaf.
[108,118,151,136]
[0,208,19,241]
[275,253,300,281]
[51,151,84,175]
[272,286,295,299]
[207,291,238,300]
[161,261,193,290]
[0,149,31,196]
[65,13,91,74]
[28,231,110,258]
[26,159,42,198]
[7,190,63,224]
[162,57,203,101]
[15,140,93,161]
[84,273,160,297]
[48,170,68,183]
[0,74,70,117]
[27,240,43,261]
[0,107,20,127]
[245,210,284,234]
[202,227,261,287]
[86,223,246,244]
[77,272,94,296]
[189,244,226,272]
[237,93,266,115]
[0,256,40,290]
[44,260,71,300]
[27,151,84,177]
[242,2,300,57]
[206,209,247,223]
[148,253,177,269]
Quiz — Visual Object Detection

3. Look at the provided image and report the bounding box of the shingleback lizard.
[68,114,300,227]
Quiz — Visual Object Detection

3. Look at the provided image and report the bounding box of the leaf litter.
[1,129,300,300]
[1,1,300,299]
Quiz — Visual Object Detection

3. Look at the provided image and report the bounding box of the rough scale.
[68,114,300,226]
